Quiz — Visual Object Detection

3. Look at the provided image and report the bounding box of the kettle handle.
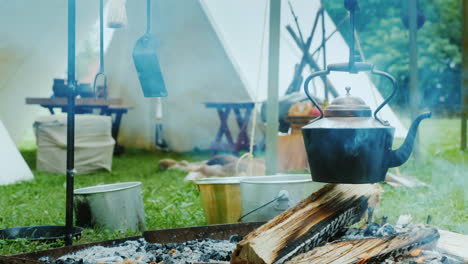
[371,69,398,125]
[303,70,327,121]
[304,62,398,125]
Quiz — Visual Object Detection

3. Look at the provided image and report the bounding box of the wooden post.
[462,0,468,151]
[408,0,420,160]
[266,0,281,174]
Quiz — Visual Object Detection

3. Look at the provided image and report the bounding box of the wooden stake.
[230,184,382,264]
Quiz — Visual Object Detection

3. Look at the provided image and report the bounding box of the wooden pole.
[462,0,468,151]
[408,0,420,160]
[266,0,281,175]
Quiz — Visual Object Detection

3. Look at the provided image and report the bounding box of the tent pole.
[65,0,77,246]
[266,0,281,175]
[462,0,467,151]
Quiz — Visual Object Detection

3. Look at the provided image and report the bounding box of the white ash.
[339,223,398,241]
[395,214,413,228]
[38,236,239,264]
[383,249,465,264]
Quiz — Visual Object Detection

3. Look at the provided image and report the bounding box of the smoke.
[380,118,468,234]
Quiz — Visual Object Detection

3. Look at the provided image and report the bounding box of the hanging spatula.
[132,0,167,97]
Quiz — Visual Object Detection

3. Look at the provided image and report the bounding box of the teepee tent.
[0,0,110,143]
[105,0,407,152]
[0,120,33,185]
[201,0,407,134]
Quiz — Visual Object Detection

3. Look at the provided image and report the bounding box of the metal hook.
[93,72,107,99]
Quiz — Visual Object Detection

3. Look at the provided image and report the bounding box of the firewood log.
[437,229,468,262]
[231,184,382,264]
[286,226,439,264]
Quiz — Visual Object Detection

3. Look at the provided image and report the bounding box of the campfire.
[33,184,466,264]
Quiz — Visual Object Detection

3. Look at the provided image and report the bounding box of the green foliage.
[324,0,462,112]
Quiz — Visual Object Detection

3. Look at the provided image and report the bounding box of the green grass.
[0,150,207,255]
[0,118,466,255]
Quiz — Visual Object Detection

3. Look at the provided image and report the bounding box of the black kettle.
[302,63,431,184]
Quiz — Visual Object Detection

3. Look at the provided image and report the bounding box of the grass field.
[0,118,466,255]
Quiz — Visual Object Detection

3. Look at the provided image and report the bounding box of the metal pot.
[74,182,146,232]
[302,63,431,184]
[195,177,244,225]
[239,175,325,222]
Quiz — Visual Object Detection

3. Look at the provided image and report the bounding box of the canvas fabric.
[34,114,115,174]
[0,120,34,185]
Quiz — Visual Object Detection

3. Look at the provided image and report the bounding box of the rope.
[238,0,269,176]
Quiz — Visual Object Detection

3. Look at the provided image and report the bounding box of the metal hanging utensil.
[132,0,167,97]
[93,0,107,99]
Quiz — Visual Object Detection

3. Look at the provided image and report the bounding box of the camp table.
[204,101,256,155]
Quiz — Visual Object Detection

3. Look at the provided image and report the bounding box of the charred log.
[230,184,382,264]
[286,227,439,264]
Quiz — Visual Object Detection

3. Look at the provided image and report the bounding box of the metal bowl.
[0,225,83,241]
[74,182,146,232]
[240,174,325,222]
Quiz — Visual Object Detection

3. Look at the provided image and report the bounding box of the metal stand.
[65,0,77,246]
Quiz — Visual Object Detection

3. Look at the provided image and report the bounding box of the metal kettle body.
[301,63,431,184]
[303,118,394,183]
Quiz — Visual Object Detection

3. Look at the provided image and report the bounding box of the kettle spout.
[387,112,432,168]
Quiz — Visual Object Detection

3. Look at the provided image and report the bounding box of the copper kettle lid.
[324,87,372,117]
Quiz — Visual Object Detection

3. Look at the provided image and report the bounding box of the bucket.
[74,182,146,232]
[195,177,244,224]
[239,175,325,222]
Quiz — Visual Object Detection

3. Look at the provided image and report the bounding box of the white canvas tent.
[0,0,407,153]
[0,120,33,185]
[200,0,407,131]
[107,0,406,151]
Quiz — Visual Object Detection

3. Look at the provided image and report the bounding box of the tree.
[324,0,462,114]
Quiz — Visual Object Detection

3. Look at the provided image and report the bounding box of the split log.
[385,172,427,188]
[231,184,382,264]
[438,229,468,262]
[286,227,439,264]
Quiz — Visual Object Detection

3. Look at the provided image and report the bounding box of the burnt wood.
[286,227,439,264]
[230,184,382,264]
